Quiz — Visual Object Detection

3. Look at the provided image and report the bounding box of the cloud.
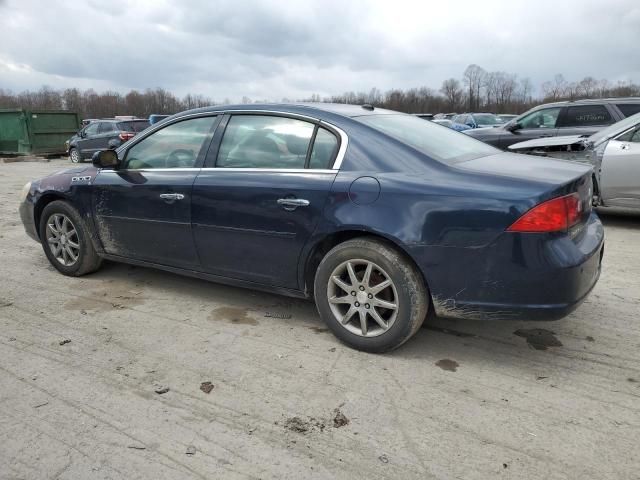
[0,0,639,100]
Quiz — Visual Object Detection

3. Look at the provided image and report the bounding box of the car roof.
[535,97,640,108]
[174,103,401,120]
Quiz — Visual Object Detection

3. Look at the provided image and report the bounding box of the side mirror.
[92,150,120,169]
[506,122,522,132]
[79,130,86,138]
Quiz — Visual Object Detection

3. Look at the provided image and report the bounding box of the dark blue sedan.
[18,103,604,352]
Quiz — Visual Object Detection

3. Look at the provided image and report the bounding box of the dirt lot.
[1,159,639,480]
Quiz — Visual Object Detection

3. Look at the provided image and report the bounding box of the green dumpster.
[0,109,80,156]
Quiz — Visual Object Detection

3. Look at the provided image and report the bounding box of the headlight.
[19,182,32,202]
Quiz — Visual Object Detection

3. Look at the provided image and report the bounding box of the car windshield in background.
[118,121,150,132]
[356,114,499,164]
[589,111,640,145]
[474,114,503,126]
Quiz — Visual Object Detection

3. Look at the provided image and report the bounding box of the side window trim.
[120,115,220,171]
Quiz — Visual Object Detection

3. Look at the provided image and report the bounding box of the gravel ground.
[1,159,639,480]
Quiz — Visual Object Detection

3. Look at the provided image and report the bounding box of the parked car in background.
[496,114,517,123]
[80,119,98,128]
[413,113,434,120]
[509,112,640,210]
[67,118,150,163]
[432,119,454,128]
[434,113,457,120]
[464,98,640,149]
[20,103,603,352]
[452,113,504,129]
[149,114,171,125]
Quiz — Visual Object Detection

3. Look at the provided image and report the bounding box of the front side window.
[558,105,613,128]
[356,114,499,165]
[518,107,561,129]
[217,115,315,169]
[83,122,100,137]
[616,127,640,143]
[123,116,216,169]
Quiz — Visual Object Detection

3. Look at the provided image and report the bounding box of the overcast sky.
[1,0,639,101]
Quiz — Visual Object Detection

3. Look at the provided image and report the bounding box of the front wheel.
[69,148,81,163]
[314,238,429,353]
[39,200,102,276]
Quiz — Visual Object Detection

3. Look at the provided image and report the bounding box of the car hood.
[508,135,588,151]
[455,152,591,185]
[45,165,97,178]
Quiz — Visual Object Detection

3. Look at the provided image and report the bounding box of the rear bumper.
[409,212,604,321]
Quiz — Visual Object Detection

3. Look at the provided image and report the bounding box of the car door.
[500,107,562,148]
[91,115,219,268]
[600,127,640,207]
[192,113,341,289]
[556,104,616,138]
[95,121,120,151]
[77,121,101,159]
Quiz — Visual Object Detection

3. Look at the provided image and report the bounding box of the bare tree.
[462,64,486,111]
[440,78,463,111]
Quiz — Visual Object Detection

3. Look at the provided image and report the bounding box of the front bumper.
[19,200,39,242]
[408,212,605,321]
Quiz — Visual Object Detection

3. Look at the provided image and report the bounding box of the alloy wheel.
[46,213,80,266]
[70,149,80,163]
[327,259,399,337]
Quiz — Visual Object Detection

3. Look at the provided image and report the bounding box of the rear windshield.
[355,114,499,164]
[118,121,150,132]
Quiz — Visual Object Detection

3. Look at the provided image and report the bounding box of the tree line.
[1,64,639,119]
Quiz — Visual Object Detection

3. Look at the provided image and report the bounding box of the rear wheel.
[39,200,102,276]
[314,238,429,353]
[69,148,81,163]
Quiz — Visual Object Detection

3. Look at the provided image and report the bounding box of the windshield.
[474,114,502,126]
[589,112,640,145]
[119,121,151,132]
[356,114,500,164]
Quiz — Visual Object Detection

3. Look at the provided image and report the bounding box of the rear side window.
[217,115,315,169]
[98,122,116,134]
[309,128,339,169]
[558,105,613,127]
[119,121,150,132]
[616,104,640,118]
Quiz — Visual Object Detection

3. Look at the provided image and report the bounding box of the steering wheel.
[166,149,195,168]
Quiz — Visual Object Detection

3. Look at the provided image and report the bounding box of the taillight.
[507,193,582,233]
[119,132,135,142]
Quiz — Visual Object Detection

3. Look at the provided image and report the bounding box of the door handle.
[159,193,184,201]
[277,198,310,210]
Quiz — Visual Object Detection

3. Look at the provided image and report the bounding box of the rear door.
[556,104,616,137]
[92,115,219,267]
[600,127,640,207]
[192,113,341,289]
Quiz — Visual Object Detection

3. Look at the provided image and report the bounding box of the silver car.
[508,112,640,209]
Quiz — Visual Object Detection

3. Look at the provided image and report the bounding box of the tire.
[69,148,81,163]
[39,200,102,277]
[314,237,429,353]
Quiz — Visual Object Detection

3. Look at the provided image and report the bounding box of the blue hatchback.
[19,103,604,352]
